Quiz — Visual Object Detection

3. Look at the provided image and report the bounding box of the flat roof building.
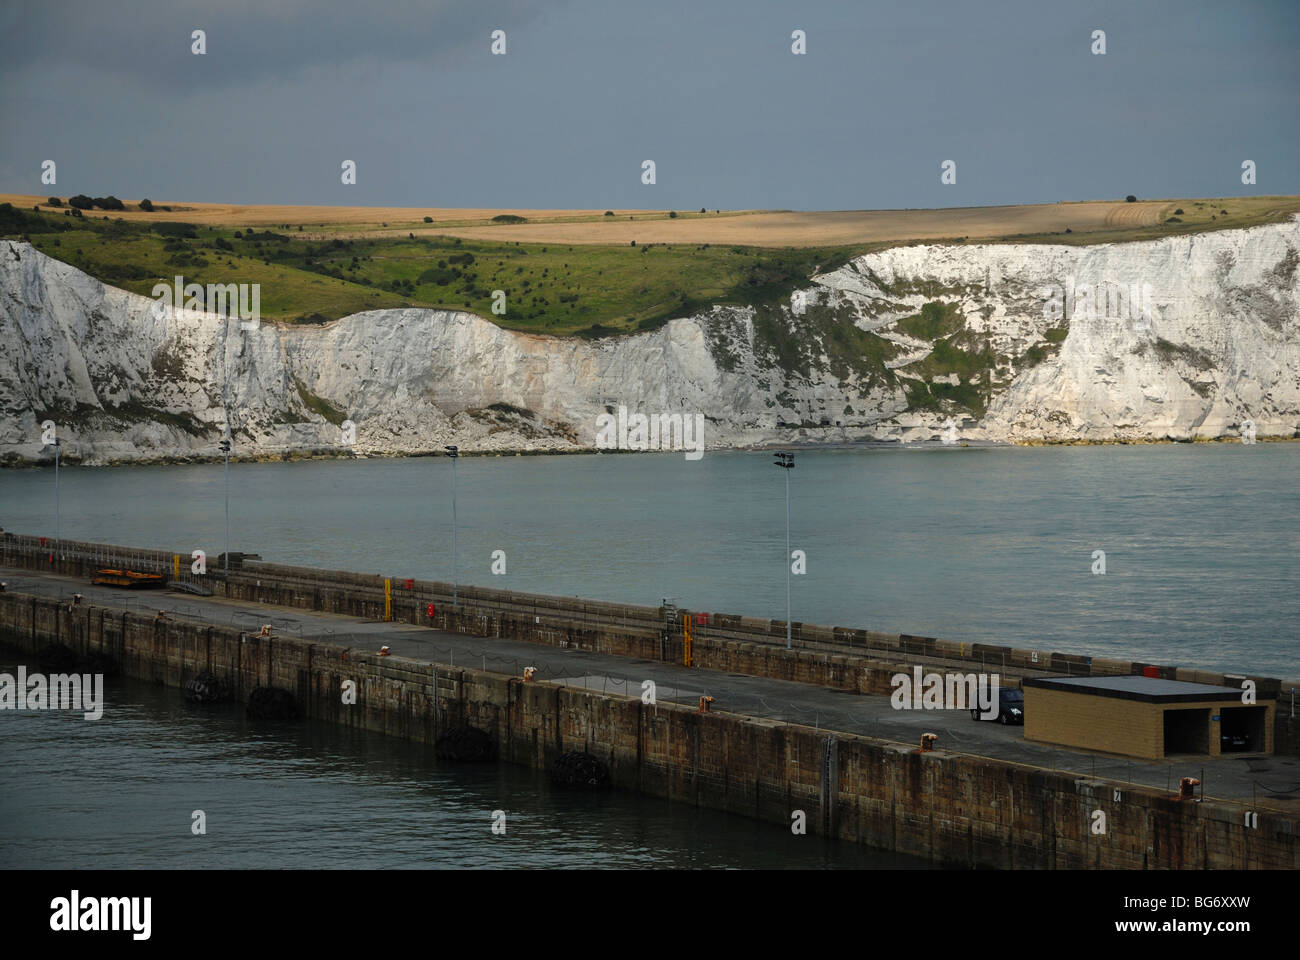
[1022,675,1273,761]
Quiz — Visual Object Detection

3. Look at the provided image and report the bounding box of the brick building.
[1022,675,1273,761]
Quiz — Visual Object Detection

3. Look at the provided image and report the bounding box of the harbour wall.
[3,533,1293,748]
[2,588,1296,869]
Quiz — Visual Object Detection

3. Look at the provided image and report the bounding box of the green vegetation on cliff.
[1,203,866,338]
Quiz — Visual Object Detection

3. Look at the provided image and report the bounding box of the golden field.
[6,194,1297,248]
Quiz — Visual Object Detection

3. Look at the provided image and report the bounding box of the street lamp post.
[445,445,458,607]
[773,451,795,649]
[219,438,231,571]
[53,437,62,559]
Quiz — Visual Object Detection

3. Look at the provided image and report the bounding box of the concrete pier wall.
[3,588,1295,870]
[5,533,1290,690]
[3,533,1291,750]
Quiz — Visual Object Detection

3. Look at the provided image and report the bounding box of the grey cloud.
[0,0,551,90]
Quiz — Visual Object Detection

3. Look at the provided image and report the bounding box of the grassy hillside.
[2,195,1296,338]
[0,203,870,336]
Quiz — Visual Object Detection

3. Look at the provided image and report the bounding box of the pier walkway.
[4,564,1296,812]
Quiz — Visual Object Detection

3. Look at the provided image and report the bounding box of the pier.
[2,532,1297,869]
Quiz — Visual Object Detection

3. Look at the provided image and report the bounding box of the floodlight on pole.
[445,445,458,608]
[219,438,231,571]
[772,451,795,649]
[52,437,63,559]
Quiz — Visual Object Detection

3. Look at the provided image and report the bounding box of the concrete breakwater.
[3,589,1296,868]
[3,533,1294,734]
[2,534,1297,868]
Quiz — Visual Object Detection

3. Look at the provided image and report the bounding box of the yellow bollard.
[384,578,392,621]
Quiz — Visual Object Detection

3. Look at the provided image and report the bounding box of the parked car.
[1220,731,1249,751]
[970,688,1024,725]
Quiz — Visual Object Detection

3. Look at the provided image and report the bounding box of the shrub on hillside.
[139,198,154,212]
[1125,195,1137,202]
[47,197,62,207]
[0,202,52,235]
[99,262,151,282]
[68,194,95,210]
[153,221,198,238]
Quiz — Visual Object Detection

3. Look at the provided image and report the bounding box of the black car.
[970,688,1024,725]
[1220,731,1249,751]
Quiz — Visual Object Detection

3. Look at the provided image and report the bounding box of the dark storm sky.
[1,0,1296,209]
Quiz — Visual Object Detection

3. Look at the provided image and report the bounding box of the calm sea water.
[1,444,1297,677]
[0,649,914,869]
[2,446,1296,868]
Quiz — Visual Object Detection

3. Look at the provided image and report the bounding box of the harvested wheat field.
[426,202,1164,247]
[5,194,1297,248]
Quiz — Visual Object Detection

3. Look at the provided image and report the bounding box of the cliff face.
[2,220,1297,464]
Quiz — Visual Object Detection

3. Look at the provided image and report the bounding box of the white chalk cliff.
[1,220,1297,464]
